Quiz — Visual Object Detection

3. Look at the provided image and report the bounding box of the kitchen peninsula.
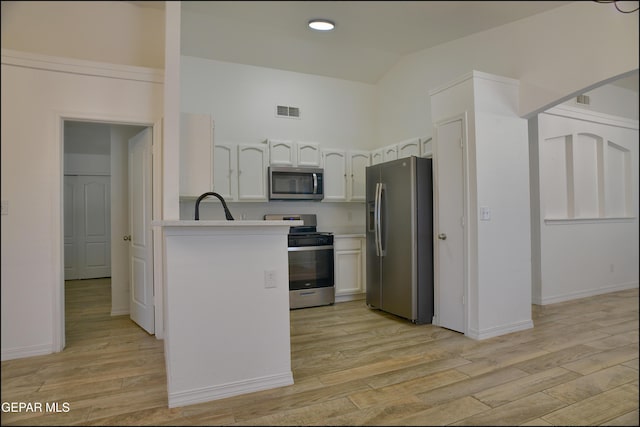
[155,219,301,408]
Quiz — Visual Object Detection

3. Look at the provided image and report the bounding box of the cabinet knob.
[438,233,447,240]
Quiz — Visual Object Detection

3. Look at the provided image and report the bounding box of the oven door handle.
[288,245,334,252]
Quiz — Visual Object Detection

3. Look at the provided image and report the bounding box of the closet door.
[64,175,111,280]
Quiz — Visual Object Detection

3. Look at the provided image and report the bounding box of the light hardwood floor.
[1,279,638,426]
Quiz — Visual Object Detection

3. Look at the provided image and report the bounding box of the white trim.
[543,105,639,130]
[167,372,294,408]
[56,112,161,353]
[429,70,519,97]
[110,308,130,316]
[544,217,636,225]
[1,344,53,362]
[534,281,639,306]
[467,319,534,341]
[1,48,164,84]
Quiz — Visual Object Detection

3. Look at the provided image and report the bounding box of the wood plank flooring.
[1,278,638,425]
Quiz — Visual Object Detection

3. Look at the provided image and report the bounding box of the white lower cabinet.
[334,235,366,301]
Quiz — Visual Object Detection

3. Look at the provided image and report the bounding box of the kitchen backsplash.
[180,200,366,231]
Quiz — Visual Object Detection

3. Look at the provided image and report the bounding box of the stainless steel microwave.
[268,166,324,200]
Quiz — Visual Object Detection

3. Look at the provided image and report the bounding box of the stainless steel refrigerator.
[365,156,434,324]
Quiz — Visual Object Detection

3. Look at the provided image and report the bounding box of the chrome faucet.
[194,192,235,220]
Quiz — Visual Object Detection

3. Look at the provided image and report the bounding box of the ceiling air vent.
[276,105,301,119]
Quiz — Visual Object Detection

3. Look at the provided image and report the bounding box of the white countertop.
[153,220,302,227]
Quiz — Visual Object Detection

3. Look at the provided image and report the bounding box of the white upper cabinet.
[237,143,268,201]
[347,151,370,201]
[268,139,320,167]
[397,138,420,158]
[213,143,237,200]
[268,139,295,166]
[180,112,214,197]
[383,145,398,162]
[322,148,347,201]
[371,148,384,165]
[420,136,433,158]
[296,141,321,166]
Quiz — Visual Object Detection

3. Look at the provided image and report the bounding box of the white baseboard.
[335,293,365,303]
[167,371,294,408]
[535,281,639,305]
[467,319,534,341]
[1,343,53,361]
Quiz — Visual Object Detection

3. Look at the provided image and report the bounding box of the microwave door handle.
[313,173,318,194]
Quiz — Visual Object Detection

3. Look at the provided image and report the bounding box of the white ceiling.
[133,1,637,90]
[179,1,578,84]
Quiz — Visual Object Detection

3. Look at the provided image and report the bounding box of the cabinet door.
[213,143,237,200]
[420,137,433,158]
[398,138,420,158]
[334,237,364,297]
[371,149,384,165]
[322,149,347,201]
[268,139,295,166]
[383,144,398,162]
[237,143,268,200]
[297,142,321,166]
[348,151,370,201]
[180,113,214,196]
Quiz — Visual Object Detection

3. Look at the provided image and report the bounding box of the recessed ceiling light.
[308,19,335,31]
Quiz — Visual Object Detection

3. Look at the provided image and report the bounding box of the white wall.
[531,107,639,304]
[0,52,163,361]
[376,1,638,147]
[571,82,639,120]
[180,56,377,151]
[430,72,533,340]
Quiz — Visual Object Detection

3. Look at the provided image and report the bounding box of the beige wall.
[0,0,165,69]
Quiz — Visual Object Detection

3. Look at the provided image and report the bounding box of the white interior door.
[64,175,111,280]
[434,118,466,333]
[128,128,155,334]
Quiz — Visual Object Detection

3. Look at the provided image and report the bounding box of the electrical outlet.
[264,270,277,288]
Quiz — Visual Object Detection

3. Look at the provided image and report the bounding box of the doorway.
[62,120,152,347]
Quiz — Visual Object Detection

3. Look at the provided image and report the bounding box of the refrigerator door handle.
[374,183,380,256]
[375,182,385,257]
[378,183,386,256]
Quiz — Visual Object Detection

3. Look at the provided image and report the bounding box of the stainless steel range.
[264,214,334,309]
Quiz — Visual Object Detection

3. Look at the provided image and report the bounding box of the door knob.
[123,235,131,241]
[438,233,447,240]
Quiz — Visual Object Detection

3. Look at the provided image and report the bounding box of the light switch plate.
[264,270,277,288]
[480,206,491,221]
[1,200,8,215]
